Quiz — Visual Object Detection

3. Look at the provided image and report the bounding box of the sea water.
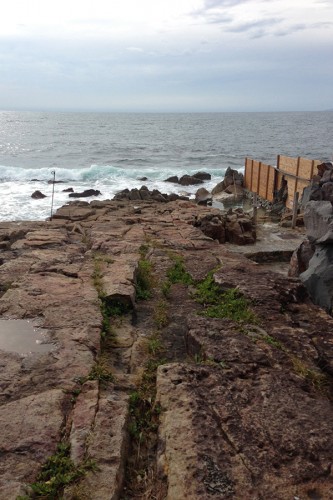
[0,111,332,221]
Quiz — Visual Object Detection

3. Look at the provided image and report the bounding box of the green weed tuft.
[136,259,154,300]
[194,272,257,323]
[166,256,193,286]
[19,443,96,499]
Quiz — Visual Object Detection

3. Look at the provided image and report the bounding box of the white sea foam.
[0,164,229,221]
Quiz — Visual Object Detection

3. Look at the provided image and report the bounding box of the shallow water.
[0,319,55,355]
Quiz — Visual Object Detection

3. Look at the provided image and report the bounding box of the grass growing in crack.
[162,255,193,298]
[18,443,96,499]
[291,356,329,390]
[262,334,284,350]
[148,336,163,356]
[124,332,166,498]
[166,255,193,285]
[87,359,115,383]
[194,271,257,323]
[136,259,154,300]
[153,300,168,329]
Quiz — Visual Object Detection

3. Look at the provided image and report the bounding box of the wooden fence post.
[291,192,299,229]
[253,192,258,226]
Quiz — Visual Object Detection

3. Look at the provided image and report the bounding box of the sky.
[0,0,332,112]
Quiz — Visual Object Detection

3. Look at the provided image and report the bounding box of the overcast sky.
[1,0,332,112]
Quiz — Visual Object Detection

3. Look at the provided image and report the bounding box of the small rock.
[31,190,47,199]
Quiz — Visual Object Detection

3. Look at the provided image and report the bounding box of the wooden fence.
[244,155,320,209]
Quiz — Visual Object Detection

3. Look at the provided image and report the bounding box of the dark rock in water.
[193,171,211,181]
[31,190,47,199]
[69,189,101,198]
[195,187,212,205]
[62,187,74,193]
[47,180,65,184]
[300,245,333,314]
[113,185,188,203]
[138,177,148,181]
[178,175,203,186]
[30,179,41,182]
[165,176,179,183]
[128,189,141,201]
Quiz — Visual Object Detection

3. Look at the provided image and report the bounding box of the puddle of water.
[0,319,55,355]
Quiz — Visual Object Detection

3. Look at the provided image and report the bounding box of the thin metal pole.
[50,170,56,220]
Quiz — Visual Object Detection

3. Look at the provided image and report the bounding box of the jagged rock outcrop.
[290,200,333,314]
[194,208,255,244]
[113,185,189,203]
[211,167,244,196]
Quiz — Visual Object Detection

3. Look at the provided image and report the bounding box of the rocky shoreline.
[0,197,333,499]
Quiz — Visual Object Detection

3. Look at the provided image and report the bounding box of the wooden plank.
[279,155,298,175]
[267,166,275,202]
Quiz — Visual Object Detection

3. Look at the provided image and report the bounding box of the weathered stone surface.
[300,244,333,314]
[0,390,65,496]
[69,380,99,465]
[1,197,333,499]
[304,201,333,243]
[101,256,138,308]
[156,257,333,499]
[72,392,129,500]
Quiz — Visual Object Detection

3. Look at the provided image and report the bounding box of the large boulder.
[289,239,315,277]
[211,167,243,195]
[300,245,333,314]
[192,171,211,181]
[304,201,333,243]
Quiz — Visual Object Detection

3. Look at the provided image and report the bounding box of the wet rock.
[178,175,203,186]
[31,190,47,199]
[69,189,101,198]
[164,175,179,183]
[62,187,74,193]
[192,171,211,181]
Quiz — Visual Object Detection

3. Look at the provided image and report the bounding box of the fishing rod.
[50,170,56,220]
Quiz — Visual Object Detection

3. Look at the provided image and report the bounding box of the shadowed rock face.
[0,198,333,499]
[291,200,333,314]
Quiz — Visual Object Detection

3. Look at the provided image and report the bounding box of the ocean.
[1,111,332,221]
